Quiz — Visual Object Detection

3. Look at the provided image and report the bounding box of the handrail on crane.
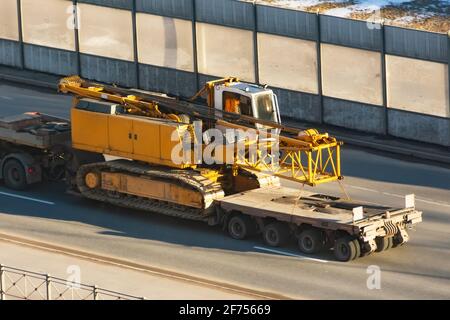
[58,76,343,187]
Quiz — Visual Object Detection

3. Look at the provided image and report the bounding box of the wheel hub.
[303,236,313,249]
[85,172,100,189]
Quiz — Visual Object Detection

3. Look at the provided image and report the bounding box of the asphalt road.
[0,80,449,299]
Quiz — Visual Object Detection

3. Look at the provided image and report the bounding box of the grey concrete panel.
[323,97,386,134]
[321,44,383,106]
[271,88,321,123]
[196,0,255,30]
[139,63,197,98]
[77,0,132,10]
[320,15,382,51]
[258,33,318,93]
[80,54,137,88]
[0,39,21,68]
[388,109,450,146]
[386,55,449,118]
[256,5,317,41]
[24,44,77,75]
[136,0,193,20]
[196,23,255,82]
[385,26,447,63]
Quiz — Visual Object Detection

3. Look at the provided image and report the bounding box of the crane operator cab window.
[223,92,252,116]
[222,91,278,124]
[255,93,277,123]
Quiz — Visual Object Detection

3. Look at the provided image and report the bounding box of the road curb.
[0,232,291,300]
[0,73,57,90]
[337,136,450,165]
[1,69,449,165]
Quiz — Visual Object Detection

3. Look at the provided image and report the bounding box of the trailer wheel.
[392,234,406,248]
[3,159,28,190]
[375,236,394,252]
[263,222,290,247]
[334,236,360,262]
[228,214,255,240]
[298,228,324,254]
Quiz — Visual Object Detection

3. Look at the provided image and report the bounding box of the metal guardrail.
[0,264,145,300]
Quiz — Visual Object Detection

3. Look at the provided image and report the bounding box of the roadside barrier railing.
[0,264,145,300]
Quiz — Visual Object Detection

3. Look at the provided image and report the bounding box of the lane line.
[0,96,12,100]
[415,198,450,208]
[347,185,376,193]
[347,185,450,208]
[254,246,328,263]
[0,191,55,205]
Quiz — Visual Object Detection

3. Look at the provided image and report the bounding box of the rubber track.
[76,160,225,221]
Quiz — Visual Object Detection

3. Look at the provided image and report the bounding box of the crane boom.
[58,76,343,186]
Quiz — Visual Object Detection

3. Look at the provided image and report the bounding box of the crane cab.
[214,82,281,130]
[193,78,281,130]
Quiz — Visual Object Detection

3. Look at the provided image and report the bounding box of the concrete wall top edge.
[320,15,382,51]
[256,4,318,41]
[136,0,193,20]
[77,0,132,10]
[195,0,255,30]
[384,25,448,63]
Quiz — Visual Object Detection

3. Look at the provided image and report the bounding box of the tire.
[334,236,361,262]
[3,159,28,190]
[375,236,394,252]
[263,222,290,247]
[392,233,406,248]
[227,214,255,240]
[298,228,324,254]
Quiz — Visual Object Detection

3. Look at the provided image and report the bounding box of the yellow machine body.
[71,103,194,170]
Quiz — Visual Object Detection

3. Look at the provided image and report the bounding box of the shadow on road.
[341,147,450,190]
[0,182,336,261]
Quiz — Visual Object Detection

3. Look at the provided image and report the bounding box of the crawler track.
[76,159,225,221]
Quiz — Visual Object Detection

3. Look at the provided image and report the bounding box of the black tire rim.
[302,236,313,250]
[340,243,349,257]
[267,229,278,244]
[10,168,21,182]
[231,220,244,237]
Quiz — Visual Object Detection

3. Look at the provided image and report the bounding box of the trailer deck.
[0,113,71,149]
[220,185,422,238]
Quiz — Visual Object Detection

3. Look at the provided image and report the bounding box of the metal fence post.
[447,31,450,119]
[132,0,140,88]
[316,10,324,124]
[253,0,260,84]
[381,20,388,136]
[73,0,81,76]
[192,0,200,92]
[16,0,25,70]
[46,274,51,300]
[93,285,98,300]
[0,264,5,300]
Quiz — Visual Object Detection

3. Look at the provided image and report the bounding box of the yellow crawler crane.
[53,76,424,262]
[59,76,342,186]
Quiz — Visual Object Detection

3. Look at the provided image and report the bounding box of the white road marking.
[347,185,375,193]
[348,185,450,208]
[254,246,328,263]
[0,191,55,205]
[0,96,12,100]
[414,198,450,208]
